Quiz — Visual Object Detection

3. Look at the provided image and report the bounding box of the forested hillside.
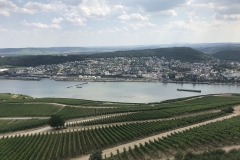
[0,47,212,67]
[90,47,212,61]
[213,50,240,61]
[0,55,87,67]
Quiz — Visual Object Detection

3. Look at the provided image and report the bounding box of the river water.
[0,79,240,103]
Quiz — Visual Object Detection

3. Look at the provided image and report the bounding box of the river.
[1,79,240,103]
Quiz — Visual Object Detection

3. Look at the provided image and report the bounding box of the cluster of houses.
[2,57,240,83]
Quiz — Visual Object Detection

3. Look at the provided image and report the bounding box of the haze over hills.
[194,43,240,54]
[1,43,240,56]
[0,47,212,67]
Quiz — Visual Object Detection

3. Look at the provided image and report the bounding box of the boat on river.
[76,86,82,88]
[177,89,201,93]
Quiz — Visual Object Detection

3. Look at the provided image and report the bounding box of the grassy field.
[0,93,33,100]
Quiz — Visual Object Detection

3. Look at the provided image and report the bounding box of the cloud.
[213,4,240,20]
[114,4,124,10]
[64,11,86,25]
[214,13,240,20]
[21,20,49,29]
[191,0,240,21]
[117,13,156,30]
[130,22,157,30]
[79,0,111,18]
[21,20,61,29]
[52,17,63,24]
[0,10,10,16]
[122,0,188,12]
[98,27,124,34]
[0,0,18,16]
[21,2,51,14]
[0,27,7,32]
[216,4,240,15]
[0,0,17,9]
[193,0,240,6]
[167,21,196,30]
[159,10,177,16]
[49,24,61,29]
[118,13,148,21]
[21,1,66,14]
[60,0,83,6]
[66,17,86,25]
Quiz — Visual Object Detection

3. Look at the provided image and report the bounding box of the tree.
[89,151,103,160]
[48,115,65,128]
[221,106,234,113]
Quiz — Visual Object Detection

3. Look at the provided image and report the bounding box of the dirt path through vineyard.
[222,145,240,152]
[74,105,240,160]
[0,112,133,138]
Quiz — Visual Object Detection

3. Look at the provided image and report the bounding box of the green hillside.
[0,47,213,67]
[213,50,240,61]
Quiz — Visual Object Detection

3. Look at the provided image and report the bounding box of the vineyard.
[1,93,240,119]
[79,101,239,125]
[106,116,240,160]
[0,112,232,160]
[0,120,11,128]
[1,93,240,160]
[0,119,48,133]
[0,104,61,117]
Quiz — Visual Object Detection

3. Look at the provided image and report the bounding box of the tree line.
[0,47,212,67]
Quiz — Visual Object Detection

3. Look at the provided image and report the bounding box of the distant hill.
[212,50,240,61]
[0,55,87,67]
[194,43,240,54]
[0,47,213,67]
[1,43,240,56]
[89,47,213,62]
[0,47,122,56]
[0,46,165,56]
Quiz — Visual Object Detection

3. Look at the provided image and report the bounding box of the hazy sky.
[0,0,240,48]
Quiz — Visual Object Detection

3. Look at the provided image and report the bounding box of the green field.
[0,104,61,117]
[0,93,33,100]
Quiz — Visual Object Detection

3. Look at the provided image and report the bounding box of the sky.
[0,0,240,48]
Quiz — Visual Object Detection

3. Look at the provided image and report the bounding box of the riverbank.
[1,75,240,86]
[0,76,41,81]
[47,76,240,86]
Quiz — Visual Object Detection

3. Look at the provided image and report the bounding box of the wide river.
[1,79,240,103]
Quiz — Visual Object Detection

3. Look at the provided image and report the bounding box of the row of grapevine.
[107,115,240,160]
[0,111,227,160]
[0,119,48,133]
[1,95,240,119]
[79,100,236,125]
[0,104,60,117]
